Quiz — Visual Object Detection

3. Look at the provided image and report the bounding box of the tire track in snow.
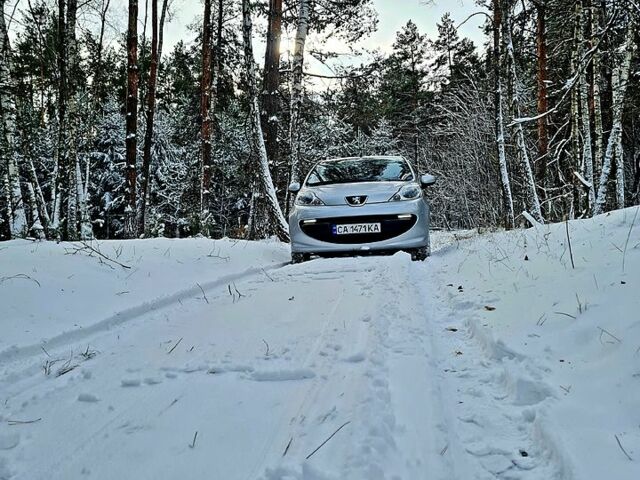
[252,258,382,480]
[0,263,289,367]
[419,261,571,480]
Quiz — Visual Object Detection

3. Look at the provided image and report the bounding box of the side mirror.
[420,174,436,187]
[288,182,301,193]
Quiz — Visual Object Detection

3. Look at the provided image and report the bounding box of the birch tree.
[594,16,634,215]
[504,0,543,222]
[493,0,515,228]
[590,0,604,184]
[535,0,548,195]
[0,0,26,239]
[241,0,289,242]
[578,0,595,213]
[288,0,310,188]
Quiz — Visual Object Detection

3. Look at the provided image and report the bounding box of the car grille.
[300,214,417,244]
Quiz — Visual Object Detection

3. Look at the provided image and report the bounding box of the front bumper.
[289,199,430,254]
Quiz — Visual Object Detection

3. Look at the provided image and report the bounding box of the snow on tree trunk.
[578,1,595,214]
[288,0,310,188]
[261,0,283,177]
[241,0,289,242]
[535,1,549,193]
[77,156,92,240]
[25,155,50,237]
[594,18,634,215]
[124,0,139,238]
[614,125,625,209]
[493,0,515,229]
[590,0,604,186]
[139,0,159,236]
[25,181,44,239]
[200,0,213,234]
[504,1,543,223]
[0,0,26,238]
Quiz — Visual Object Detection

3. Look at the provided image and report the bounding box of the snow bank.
[428,207,640,479]
[0,237,289,359]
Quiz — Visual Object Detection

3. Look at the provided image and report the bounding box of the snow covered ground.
[1,208,639,479]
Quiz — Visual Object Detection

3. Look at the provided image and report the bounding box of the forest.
[0,0,639,242]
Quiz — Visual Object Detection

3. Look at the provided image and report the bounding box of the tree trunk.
[535,1,548,198]
[125,0,139,238]
[504,0,543,223]
[288,0,310,187]
[578,0,595,214]
[93,0,111,105]
[157,0,169,65]
[52,0,70,238]
[138,0,159,236]
[261,0,283,177]
[65,0,83,240]
[214,0,224,106]
[591,0,604,186]
[594,17,634,215]
[0,0,26,239]
[493,0,515,229]
[200,0,213,233]
[241,0,289,242]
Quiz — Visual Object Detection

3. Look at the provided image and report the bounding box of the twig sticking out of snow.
[598,327,622,344]
[228,283,245,303]
[7,418,42,426]
[189,431,198,449]
[196,283,209,304]
[0,274,41,287]
[262,339,270,357]
[565,221,575,269]
[66,241,132,269]
[282,437,293,457]
[615,434,633,461]
[305,421,351,460]
[167,337,183,355]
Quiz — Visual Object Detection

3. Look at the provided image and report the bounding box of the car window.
[306,158,414,186]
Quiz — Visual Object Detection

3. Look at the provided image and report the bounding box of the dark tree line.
[1,0,639,242]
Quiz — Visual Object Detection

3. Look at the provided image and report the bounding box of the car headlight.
[295,189,325,206]
[389,183,422,201]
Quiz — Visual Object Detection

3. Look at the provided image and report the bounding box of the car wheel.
[291,252,310,264]
[410,246,429,262]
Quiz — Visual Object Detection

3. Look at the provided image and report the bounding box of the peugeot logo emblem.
[346,195,368,206]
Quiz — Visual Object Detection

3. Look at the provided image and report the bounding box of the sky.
[148,0,487,61]
[6,0,488,78]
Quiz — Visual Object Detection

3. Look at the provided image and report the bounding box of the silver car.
[288,156,436,263]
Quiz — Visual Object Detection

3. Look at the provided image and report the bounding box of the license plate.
[332,223,381,235]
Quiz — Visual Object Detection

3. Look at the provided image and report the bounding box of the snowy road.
[0,251,560,480]
[2,211,640,479]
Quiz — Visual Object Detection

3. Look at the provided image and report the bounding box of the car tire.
[410,245,429,262]
[291,253,310,264]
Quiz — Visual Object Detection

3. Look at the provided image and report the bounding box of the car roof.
[318,155,407,163]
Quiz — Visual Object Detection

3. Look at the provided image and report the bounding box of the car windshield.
[306,158,414,186]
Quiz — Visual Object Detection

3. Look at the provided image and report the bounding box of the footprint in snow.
[0,432,20,450]
[121,378,141,387]
[77,393,100,403]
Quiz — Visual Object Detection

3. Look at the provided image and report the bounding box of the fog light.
[397,214,412,220]
[303,219,317,224]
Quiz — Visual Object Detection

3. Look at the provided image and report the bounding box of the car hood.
[308,181,406,206]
